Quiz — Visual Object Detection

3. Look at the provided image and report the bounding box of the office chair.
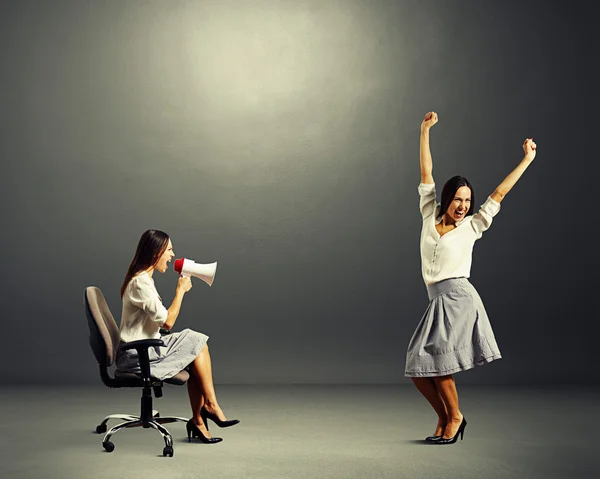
[85,286,189,457]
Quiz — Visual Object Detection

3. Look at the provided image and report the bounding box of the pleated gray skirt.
[405,277,502,377]
[116,328,208,381]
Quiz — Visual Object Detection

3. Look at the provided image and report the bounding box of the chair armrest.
[119,339,165,384]
[119,339,165,352]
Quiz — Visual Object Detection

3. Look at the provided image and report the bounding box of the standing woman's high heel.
[435,417,467,445]
[186,419,223,444]
[200,406,240,430]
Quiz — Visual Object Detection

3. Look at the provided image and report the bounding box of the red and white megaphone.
[173,258,217,287]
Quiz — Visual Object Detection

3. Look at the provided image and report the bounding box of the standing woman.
[405,112,537,444]
[117,229,239,444]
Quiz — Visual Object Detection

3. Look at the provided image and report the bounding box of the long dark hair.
[438,176,475,219]
[120,229,170,298]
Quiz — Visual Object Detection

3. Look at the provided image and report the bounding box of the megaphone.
[173,258,217,287]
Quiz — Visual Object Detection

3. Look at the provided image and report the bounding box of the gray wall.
[1,0,596,385]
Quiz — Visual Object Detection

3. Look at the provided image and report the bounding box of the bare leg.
[411,377,449,436]
[433,375,464,439]
[190,344,228,421]
[186,374,212,438]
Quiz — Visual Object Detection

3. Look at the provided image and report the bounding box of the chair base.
[96,412,188,456]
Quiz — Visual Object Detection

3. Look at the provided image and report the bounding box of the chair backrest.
[85,286,121,368]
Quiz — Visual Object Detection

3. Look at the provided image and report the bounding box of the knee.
[198,343,209,356]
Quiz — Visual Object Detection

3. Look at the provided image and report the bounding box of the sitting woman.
[116,229,239,444]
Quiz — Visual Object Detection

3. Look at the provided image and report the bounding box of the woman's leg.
[433,375,464,438]
[411,377,449,435]
[190,344,228,421]
[186,374,213,437]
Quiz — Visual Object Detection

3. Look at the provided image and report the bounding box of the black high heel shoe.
[435,417,467,445]
[200,406,240,430]
[186,419,223,444]
[425,420,447,441]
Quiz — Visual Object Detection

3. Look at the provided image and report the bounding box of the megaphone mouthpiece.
[174,258,185,274]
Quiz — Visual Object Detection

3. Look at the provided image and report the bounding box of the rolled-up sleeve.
[129,280,168,326]
[418,183,437,220]
[470,196,501,239]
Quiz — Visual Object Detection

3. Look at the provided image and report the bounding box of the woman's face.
[445,186,471,223]
[155,239,174,273]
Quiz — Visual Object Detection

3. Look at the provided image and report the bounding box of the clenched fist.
[523,138,537,160]
[421,111,438,132]
[177,275,193,293]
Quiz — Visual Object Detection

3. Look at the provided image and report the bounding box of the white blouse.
[120,272,168,342]
[419,182,501,286]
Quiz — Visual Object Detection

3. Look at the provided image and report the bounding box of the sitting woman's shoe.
[200,406,240,430]
[425,422,446,442]
[186,419,223,444]
[435,417,467,445]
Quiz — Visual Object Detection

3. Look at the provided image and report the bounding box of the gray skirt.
[405,278,502,377]
[116,328,208,381]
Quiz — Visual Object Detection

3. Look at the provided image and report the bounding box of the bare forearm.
[420,129,434,183]
[163,288,186,329]
[490,156,534,203]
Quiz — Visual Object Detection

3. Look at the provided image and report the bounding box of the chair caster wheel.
[163,446,174,457]
[103,441,115,453]
[96,424,107,434]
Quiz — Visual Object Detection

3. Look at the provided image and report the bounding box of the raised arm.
[420,112,438,184]
[163,276,192,330]
[490,138,537,203]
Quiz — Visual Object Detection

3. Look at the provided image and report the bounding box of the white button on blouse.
[419,183,501,286]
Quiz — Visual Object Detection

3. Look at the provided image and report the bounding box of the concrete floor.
[0,384,598,479]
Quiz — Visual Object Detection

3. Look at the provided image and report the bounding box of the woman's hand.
[421,111,438,132]
[177,275,193,293]
[523,138,537,161]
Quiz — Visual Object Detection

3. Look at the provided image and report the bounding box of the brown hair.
[439,176,475,219]
[120,229,170,298]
